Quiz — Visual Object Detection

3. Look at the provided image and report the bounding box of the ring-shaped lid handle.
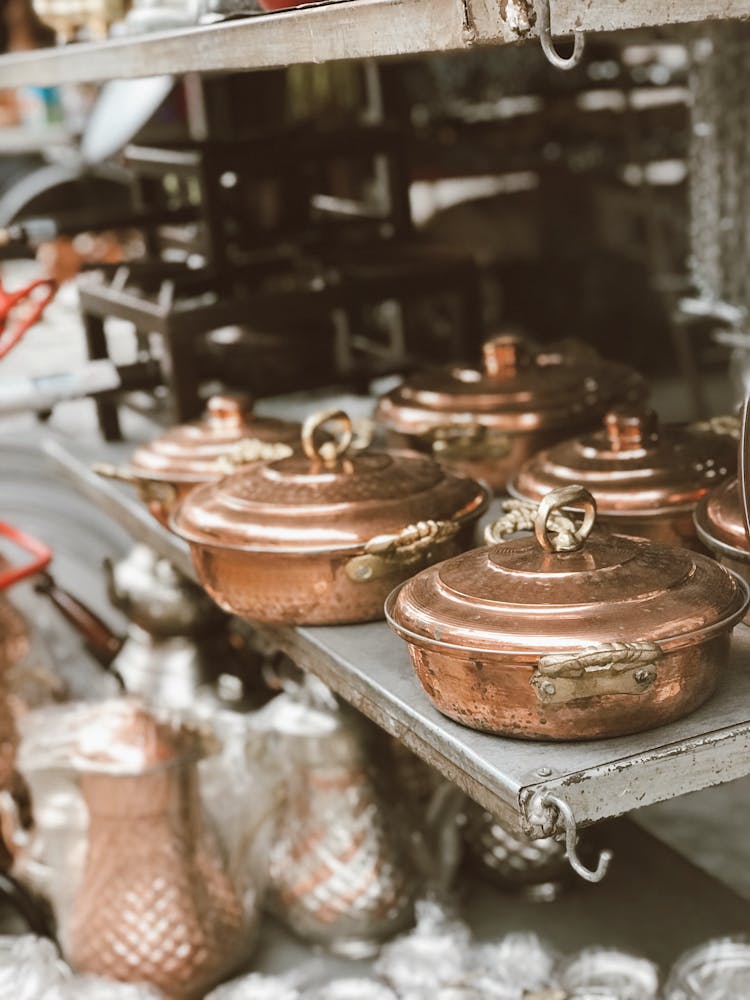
[535,485,597,553]
[302,408,354,465]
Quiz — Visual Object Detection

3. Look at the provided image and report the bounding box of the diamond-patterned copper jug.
[68,702,248,998]
[265,678,416,957]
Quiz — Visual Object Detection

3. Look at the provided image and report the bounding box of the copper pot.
[694,477,750,615]
[386,485,748,741]
[510,408,737,549]
[374,334,646,493]
[171,409,489,626]
[94,394,301,528]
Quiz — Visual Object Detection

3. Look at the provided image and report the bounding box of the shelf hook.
[537,0,585,71]
[532,791,613,883]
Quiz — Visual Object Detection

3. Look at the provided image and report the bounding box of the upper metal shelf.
[2,0,750,88]
[45,432,750,845]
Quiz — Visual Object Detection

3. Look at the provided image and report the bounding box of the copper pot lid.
[695,477,750,560]
[171,409,489,554]
[511,408,737,515]
[377,334,645,432]
[130,394,300,482]
[387,486,748,657]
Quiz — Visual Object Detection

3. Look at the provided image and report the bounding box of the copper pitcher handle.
[301,409,353,464]
[346,519,459,583]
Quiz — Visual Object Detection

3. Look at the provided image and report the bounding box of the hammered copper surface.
[375,335,646,491]
[511,408,737,548]
[69,706,247,998]
[387,487,748,740]
[172,410,488,625]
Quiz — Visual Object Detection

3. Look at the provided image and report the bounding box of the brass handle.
[535,485,596,553]
[93,464,176,506]
[485,499,538,544]
[532,641,662,704]
[485,493,593,549]
[688,414,741,439]
[301,409,353,464]
[346,519,459,583]
[213,438,294,472]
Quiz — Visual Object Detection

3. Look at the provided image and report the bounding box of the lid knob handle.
[604,408,658,451]
[302,408,353,465]
[206,394,253,430]
[535,485,596,553]
[482,333,529,377]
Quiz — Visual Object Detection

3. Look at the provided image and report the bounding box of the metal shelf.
[46,433,750,840]
[3,0,750,88]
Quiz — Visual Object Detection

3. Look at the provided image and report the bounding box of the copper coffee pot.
[68,701,249,998]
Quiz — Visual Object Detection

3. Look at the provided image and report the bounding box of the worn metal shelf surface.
[46,433,750,837]
[3,0,750,87]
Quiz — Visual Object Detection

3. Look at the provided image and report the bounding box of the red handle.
[0,523,52,591]
[0,277,57,361]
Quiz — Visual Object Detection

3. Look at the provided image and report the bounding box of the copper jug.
[265,679,416,956]
[68,702,248,998]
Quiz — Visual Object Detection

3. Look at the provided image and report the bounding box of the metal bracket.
[525,789,612,883]
[537,0,585,71]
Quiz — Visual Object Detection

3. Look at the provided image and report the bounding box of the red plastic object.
[0,277,57,361]
[258,1,308,9]
[0,523,52,592]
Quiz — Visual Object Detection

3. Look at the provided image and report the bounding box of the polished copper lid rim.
[170,486,491,556]
[385,567,749,660]
[694,514,750,563]
[506,481,699,519]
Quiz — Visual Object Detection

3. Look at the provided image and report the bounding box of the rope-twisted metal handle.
[365,519,459,558]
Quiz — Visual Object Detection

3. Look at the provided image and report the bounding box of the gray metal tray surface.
[46,434,750,838]
[2,0,750,88]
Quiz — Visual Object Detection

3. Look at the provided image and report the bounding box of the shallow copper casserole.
[94,393,300,527]
[511,408,737,549]
[374,333,646,493]
[170,409,490,626]
[386,485,748,741]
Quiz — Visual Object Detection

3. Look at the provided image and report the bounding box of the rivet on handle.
[302,408,354,465]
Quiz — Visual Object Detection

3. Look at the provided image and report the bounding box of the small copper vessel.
[171,409,489,626]
[374,334,646,492]
[386,485,748,741]
[94,394,301,528]
[68,702,248,998]
[511,408,737,549]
